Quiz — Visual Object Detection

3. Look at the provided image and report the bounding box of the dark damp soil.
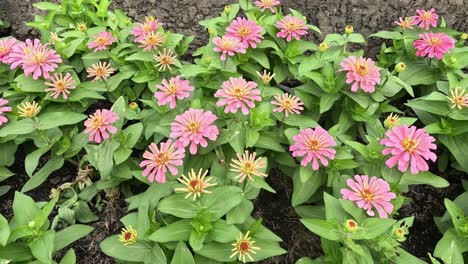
[254,169,323,264]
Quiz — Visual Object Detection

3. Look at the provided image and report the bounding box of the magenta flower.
[276,16,308,42]
[341,175,397,218]
[154,76,193,109]
[131,16,159,42]
[254,0,280,13]
[170,108,219,155]
[412,8,438,30]
[380,125,437,174]
[213,36,246,61]
[84,109,120,143]
[214,77,261,115]
[0,38,17,63]
[413,33,455,60]
[88,32,116,52]
[226,17,263,49]
[0,98,12,127]
[139,139,185,183]
[44,72,76,99]
[290,127,336,170]
[339,56,381,93]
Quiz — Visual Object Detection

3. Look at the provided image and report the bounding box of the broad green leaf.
[25,146,49,177]
[359,218,396,239]
[28,230,55,264]
[206,220,240,243]
[54,225,94,252]
[158,194,199,218]
[301,219,341,241]
[12,192,40,226]
[148,219,192,242]
[22,156,64,193]
[171,242,195,264]
[0,119,35,137]
[292,167,322,206]
[226,199,253,225]
[254,134,285,152]
[0,167,14,182]
[14,74,47,92]
[369,31,403,39]
[100,235,151,262]
[37,112,87,130]
[400,171,449,188]
[59,249,76,264]
[200,186,244,220]
[195,242,233,262]
[0,243,33,262]
[0,214,10,246]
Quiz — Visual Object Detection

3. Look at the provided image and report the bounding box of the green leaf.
[33,2,61,11]
[201,186,244,220]
[347,33,366,43]
[0,243,33,262]
[171,242,195,264]
[14,74,47,92]
[85,140,120,180]
[12,192,40,226]
[299,56,323,74]
[34,197,57,230]
[249,240,286,261]
[320,93,341,113]
[158,194,199,218]
[0,142,17,167]
[22,156,64,193]
[254,134,285,152]
[125,51,154,62]
[292,167,322,206]
[0,214,10,246]
[359,218,396,239]
[37,112,87,130]
[399,62,437,86]
[195,242,233,262]
[54,225,94,252]
[25,147,49,177]
[148,219,192,242]
[207,220,240,243]
[28,230,55,264]
[301,219,341,241]
[438,135,468,172]
[0,167,14,182]
[400,171,449,188]
[0,119,35,137]
[434,228,468,264]
[369,31,403,40]
[100,235,151,262]
[59,249,76,264]
[226,198,253,224]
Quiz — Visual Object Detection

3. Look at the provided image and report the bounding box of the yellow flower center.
[237,26,251,37]
[422,11,432,20]
[156,152,169,165]
[285,21,300,31]
[168,82,178,94]
[233,86,246,99]
[92,117,103,129]
[280,99,293,110]
[402,137,419,153]
[96,37,108,46]
[189,179,200,189]
[56,81,65,91]
[187,122,200,133]
[360,189,374,201]
[307,138,321,151]
[429,37,440,45]
[241,162,254,175]
[32,50,46,63]
[95,67,107,76]
[222,39,236,49]
[0,47,5,54]
[355,62,369,76]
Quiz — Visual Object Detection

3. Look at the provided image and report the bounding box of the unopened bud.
[461,33,467,40]
[129,102,139,110]
[319,42,329,52]
[345,25,354,35]
[395,62,406,73]
[344,219,358,232]
[224,5,231,14]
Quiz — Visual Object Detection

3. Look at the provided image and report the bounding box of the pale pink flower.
[394,17,416,30]
[412,8,438,30]
[254,0,280,13]
[137,31,165,51]
[413,33,455,60]
[154,76,193,109]
[276,16,308,42]
[272,93,304,117]
[170,108,219,155]
[8,39,62,80]
[290,127,337,171]
[44,72,76,99]
[226,17,263,49]
[88,32,116,52]
[380,125,437,174]
[213,36,246,61]
[0,38,17,63]
[86,61,115,82]
[139,139,185,183]
[131,16,159,42]
[84,109,119,143]
[214,77,261,115]
[0,98,12,126]
[341,175,397,218]
[339,56,381,93]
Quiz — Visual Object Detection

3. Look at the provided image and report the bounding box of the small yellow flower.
[76,22,87,32]
[344,219,358,232]
[129,102,139,110]
[230,150,267,183]
[50,32,60,43]
[119,226,138,246]
[18,101,41,118]
[208,28,215,36]
[345,25,354,35]
[461,33,467,40]
[256,70,275,85]
[175,169,217,200]
[153,48,177,71]
[447,86,468,110]
[230,231,260,263]
[395,62,406,72]
[319,42,329,52]
[384,113,400,129]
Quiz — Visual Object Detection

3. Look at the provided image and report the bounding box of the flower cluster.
[131,16,164,51]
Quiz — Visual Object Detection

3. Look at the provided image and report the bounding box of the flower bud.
[345,25,354,35]
[208,28,215,36]
[224,5,231,14]
[393,227,406,241]
[461,33,468,40]
[395,62,406,73]
[319,42,329,52]
[125,18,132,24]
[28,221,36,229]
[449,57,457,64]
[344,219,358,232]
[129,102,139,110]
[205,56,212,64]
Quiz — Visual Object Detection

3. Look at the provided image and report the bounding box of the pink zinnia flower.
[226,17,263,49]
[154,76,193,109]
[339,56,381,93]
[272,93,304,117]
[394,17,416,30]
[340,175,397,218]
[0,98,12,126]
[170,108,219,155]
[380,125,437,174]
[44,72,76,99]
[413,33,455,60]
[137,31,165,51]
[131,16,159,42]
[213,36,246,61]
[412,8,438,30]
[139,139,185,183]
[290,127,337,171]
[88,32,116,52]
[84,109,120,143]
[276,16,308,42]
[0,38,17,63]
[254,0,280,13]
[214,77,261,115]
